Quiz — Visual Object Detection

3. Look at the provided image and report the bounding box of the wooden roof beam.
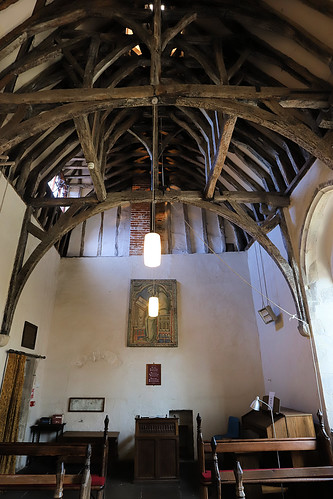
[0,190,298,338]
[0,85,330,108]
[1,92,332,168]
[27,189,290,208]
[74,114,106,201]
[204,115,237,199]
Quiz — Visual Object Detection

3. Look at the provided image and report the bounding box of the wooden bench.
[197,413,217,499]
[210,410,333,498]
[0,442,92,498]
[227,461,333,498]
[59,414,109,499]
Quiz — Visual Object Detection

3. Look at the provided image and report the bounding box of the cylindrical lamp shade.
[144,232,161,267]
[148,296,159,317]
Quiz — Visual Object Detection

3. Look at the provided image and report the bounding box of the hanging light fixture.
[144,231,161,267]
[145,82,161,314]
[144,98,161,268]
[148,296,159,317]
[148,279,159,317]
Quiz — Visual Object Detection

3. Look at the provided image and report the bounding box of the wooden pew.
[59,414,109,499]
[229,461,333,498]
[0,442,92,498]
[197,413,215,499]
[210,410,333,498]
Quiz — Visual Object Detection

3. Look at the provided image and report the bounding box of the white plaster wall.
[0,177,60,439]
[248,231,321,417]
[41,252,264,458]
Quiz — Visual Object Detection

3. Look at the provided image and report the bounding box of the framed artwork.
[68,397,105,412]
[127,279,178,347]
[146,363,161,385]
[21,321,38,350]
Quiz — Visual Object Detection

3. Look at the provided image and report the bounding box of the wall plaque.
[68,397,105,412]
[146,363,161,385]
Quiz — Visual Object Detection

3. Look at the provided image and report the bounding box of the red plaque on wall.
[146,364,161,385]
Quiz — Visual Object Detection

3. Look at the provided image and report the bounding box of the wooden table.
[60,431,119,473]
[30,423,66,442]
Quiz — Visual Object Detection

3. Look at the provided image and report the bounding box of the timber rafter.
[0,0,332,336]
[1,189,297,336]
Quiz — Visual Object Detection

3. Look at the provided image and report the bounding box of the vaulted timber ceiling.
[0,0,332,257]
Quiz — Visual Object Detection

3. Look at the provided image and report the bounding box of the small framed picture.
[68,397,105,412]
[21,321,38,350]
[146,364,161,385]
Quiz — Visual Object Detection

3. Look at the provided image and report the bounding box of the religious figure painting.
[127,279,178,347]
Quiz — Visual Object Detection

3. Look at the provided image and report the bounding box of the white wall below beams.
[41,252,264,459]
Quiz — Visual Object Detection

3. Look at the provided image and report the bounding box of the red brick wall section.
[129,179,151,256]
[129,202,151,255]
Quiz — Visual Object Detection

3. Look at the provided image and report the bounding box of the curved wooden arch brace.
[0,2,151,60]
[0,87,332,167]
[1,190,307,338]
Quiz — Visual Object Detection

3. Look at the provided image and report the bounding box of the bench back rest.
[0,443,92,498]
[196,413,206,474]
[101,414,109,478]
[81,414,109,477]
[212,436,318,454]
[0,442,89,458]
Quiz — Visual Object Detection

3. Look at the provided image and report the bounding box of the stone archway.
[301,185,333,428]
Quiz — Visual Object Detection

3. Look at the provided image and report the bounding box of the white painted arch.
[300,184,333,428]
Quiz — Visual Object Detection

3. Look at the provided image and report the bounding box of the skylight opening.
[145,3,165,10]
[132,45,142,56]
[48,175,68,211]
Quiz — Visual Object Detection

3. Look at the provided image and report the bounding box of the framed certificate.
[68,397,105,412]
